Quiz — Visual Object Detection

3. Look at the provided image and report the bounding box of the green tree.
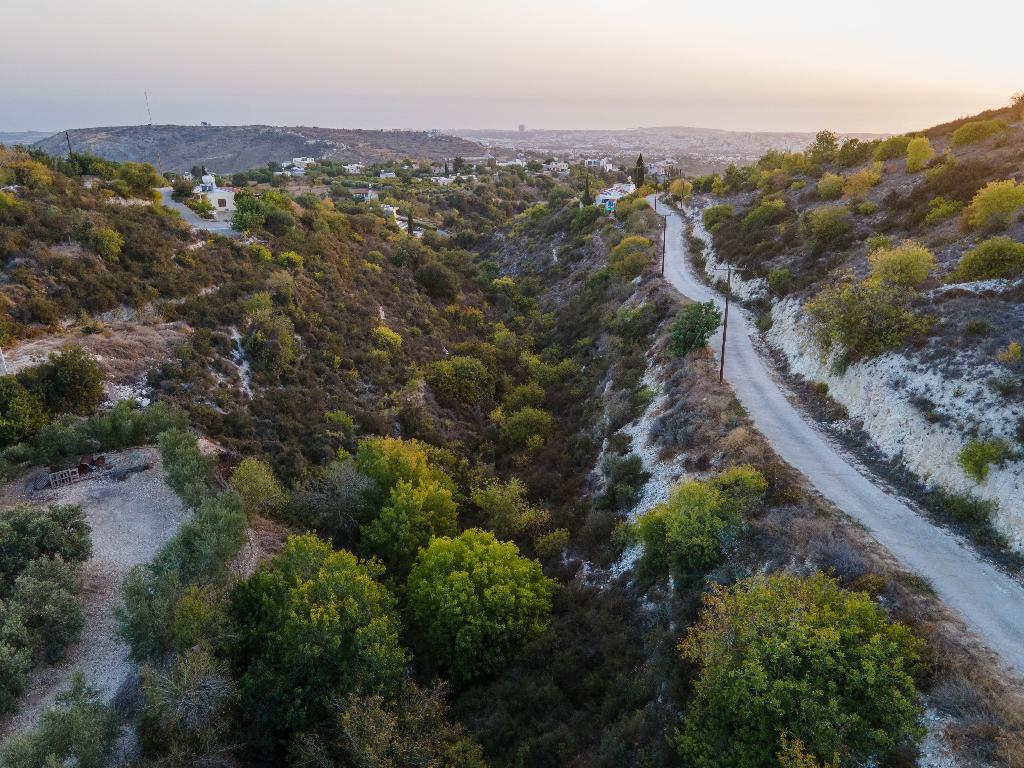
[807,130,838,166]
[354,436,455,506]
[800,205,852,255]
[669,301,721,356]
[425,356,493,406]
[582,175,594,206]
[229,534,405,754]
[633,153,646,186]
[361,478,458,578]
[27,345,104,415]
[631,466,765,578]
[0,378,47,446]
[405,529,554,685]
[676,572,925,768]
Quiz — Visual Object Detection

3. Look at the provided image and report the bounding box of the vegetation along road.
[157,187,236,235]
[651,194,1024,677]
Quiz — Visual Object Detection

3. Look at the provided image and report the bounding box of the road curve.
[649,195,1024,676]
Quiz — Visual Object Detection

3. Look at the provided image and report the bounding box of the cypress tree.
[582,175,594,206]
[407,207,414,234]
[634,153,646,186]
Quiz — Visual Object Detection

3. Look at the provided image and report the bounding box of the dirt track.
[0,447,188,737]
[652,195,1024,678]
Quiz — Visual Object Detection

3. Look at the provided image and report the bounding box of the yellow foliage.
[905,137,935,172]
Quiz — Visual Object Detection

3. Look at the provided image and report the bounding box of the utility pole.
[64,131,76,173]
[712,264,744,382]
[661,212,666,275]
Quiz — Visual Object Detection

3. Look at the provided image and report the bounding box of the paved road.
[158,188,237,236]
[650,196,1024,676]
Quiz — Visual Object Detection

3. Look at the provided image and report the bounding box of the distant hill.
[32,124,488,173]
[0,130,56,146]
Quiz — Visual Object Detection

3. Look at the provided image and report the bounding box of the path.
[157,187,237,236]
[650,195,1024,677]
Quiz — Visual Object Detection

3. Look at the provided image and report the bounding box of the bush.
[816,173,844,200]
[867,241,936,288]
[958,438,1010,483]
[89,226,124,261]
[843,165,881,199]
[631,466,766,578]
[905,137,935,172]
[951,118,1009,147]
[231,456,288,516]
[0,378,47,446]
[371,324,403,350]
[472,477,552,541]
[741,198,787,231]
[768,268,794,296]
[23,345,104,416]
[158,428,216,510]
[801,206,852,255]
[932,489,997,526]
[0,504,91,583]
[425,356,493,406]
[949,236,1024,281]
[866,233,893,253]
[668,301,721,356]
[501,406,554,449]
[608,235,653,279]
[354,436,455,507]
[276,250,303,271]
[805,279,930,364]
[677,572,925,768]
[874,135,913,161]
[0,676,120,768]
[415,261,460,301]
[404,529,554,685]
[702,204,735,233]
[229,534,404,753]
[924,196,963,224]
[964,180,1024,231]
[998,341,1022,364]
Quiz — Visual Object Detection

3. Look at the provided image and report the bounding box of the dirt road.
[157,187,237,236]
[650,196,1024,677]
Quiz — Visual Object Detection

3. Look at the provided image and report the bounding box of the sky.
[3,0,1020,134]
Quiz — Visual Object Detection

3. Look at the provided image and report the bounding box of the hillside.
[31,124,487,173]
[676,96,1024,551]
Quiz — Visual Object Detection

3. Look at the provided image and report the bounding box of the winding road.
[650,196,1024,677]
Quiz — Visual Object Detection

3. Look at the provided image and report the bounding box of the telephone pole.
[661,213,666,275]
[712,264,744,382]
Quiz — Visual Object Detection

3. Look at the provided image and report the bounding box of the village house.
[593,181,636,213]
[193,174,236,212]
[343,163,363,174]
[350,187,379,202]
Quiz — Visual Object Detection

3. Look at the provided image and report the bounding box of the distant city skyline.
[3,0,1019,134]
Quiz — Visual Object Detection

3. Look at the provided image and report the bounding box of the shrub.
[415,261,460,301]
[805,279,930,363]
[768,268,794,296]
[0,504,91,583]
[229,534,404,753]
[354,436,455,507]
[472,477,552,541]
[244,311,297,376]
[702,204,735,233]
[741,198,787,231]
[0,643,30,714]
[949,236,1024,281]
[24,345,104,416]
[569,205,602,235]
[631,466,766,578]
[905,137,935,172]
[371,324,403,350]
[425,356,494,406]
[668,178,693,200]
[866,233,893,253]
[998,341,1022,364]
[501,406,554,449]
[964,180,1024,230]
[249,243,273,261]
[874,135,913,161]
[0,676,120,768]
[276,250,303,271]
[816,173,844,200]
[842,164,881,200]
[857,201,877,215]
[0,378,47,446]
[924,196,963,224]
[801,205,852,255]
[87,226,124,262]
[6,558,85,664]
[932,489,997,526]
[609,235,653,279]
[958,438,1010,483]
[951,118,1009,147]
[231,456,288,516]
[867,241,936,288]
[404,529,554,685]
[668,301,721,356]
[158,428,216,510]
[677,572,925,768]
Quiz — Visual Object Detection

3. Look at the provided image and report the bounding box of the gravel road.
[650,196,1024,677]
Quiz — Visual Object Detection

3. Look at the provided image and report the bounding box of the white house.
[350,187,379,202]
[291,156,316,168]
[343,163,363,174]
[544,160,570,174]
[379,170,397,179]
[192,174,236,212]
[594,182,636,213]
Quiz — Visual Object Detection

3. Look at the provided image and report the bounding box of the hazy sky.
[4,0,1020,133]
